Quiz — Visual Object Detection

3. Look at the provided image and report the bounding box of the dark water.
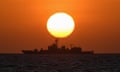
[0,54,120,72]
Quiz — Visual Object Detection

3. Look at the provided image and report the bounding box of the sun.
[47,12,75,38]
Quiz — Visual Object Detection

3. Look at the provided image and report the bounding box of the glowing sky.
[0,0,120,53]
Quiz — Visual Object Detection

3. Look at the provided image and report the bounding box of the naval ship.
[22,39,94,54]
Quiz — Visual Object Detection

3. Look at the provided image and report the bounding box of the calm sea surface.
[0,54,120,72]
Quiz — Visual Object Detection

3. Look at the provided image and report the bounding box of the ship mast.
[55,38,58,48]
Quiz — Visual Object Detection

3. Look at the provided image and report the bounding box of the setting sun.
[47,12,75,38]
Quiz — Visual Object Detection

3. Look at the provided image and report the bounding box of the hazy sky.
[0,0,120,53]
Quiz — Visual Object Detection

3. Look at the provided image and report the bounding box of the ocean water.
[0,54,120,72]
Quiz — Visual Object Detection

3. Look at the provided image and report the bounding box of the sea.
[0,54,120,72]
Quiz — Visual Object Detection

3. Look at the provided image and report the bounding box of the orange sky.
[0,0,120,53]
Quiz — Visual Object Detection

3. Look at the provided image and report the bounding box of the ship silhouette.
[22,39,94,54]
